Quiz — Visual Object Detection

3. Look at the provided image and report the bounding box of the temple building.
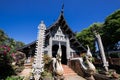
[18,10,86,65]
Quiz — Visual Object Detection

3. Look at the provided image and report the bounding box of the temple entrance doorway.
[52,44,67,65]
[52,44,59,58]
[61,45,67,65]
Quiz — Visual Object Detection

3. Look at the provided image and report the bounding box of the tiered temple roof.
[18,11,86,54]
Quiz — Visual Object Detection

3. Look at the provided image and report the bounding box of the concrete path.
[19,68,31,77]
[18,63,32,79]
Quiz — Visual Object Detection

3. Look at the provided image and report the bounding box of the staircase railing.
[68,58,85,77]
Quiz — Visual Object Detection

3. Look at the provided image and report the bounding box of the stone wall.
[68,59,85,77]
[94,58,120,73]
[94,58,120,66]
[108,58,120,66]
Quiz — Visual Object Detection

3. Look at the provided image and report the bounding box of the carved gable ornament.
[53,26,66,41]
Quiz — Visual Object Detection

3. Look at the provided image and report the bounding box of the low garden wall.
[109,58,120,66]
[94,58,120,73]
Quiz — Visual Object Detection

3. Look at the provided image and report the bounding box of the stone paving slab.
[19,68,31,77]
[64,75,86,80]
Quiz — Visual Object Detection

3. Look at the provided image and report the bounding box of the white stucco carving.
[53,27,66,41]
[33,21,46,80]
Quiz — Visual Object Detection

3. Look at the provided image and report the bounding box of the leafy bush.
[0,29,25,79]
[41,54,53,79]
[43,54,52,64]
[43,54,52,72]
[0,45,15,79]
[6,76,23,80]
[14,51,26,66]
[0,46,25,79]
[41,70,52,77]
[41,70,53,80]
[109,53,120,58]
[13,65,24,74]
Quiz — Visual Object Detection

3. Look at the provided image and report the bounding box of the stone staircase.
[62,64,86,80]
[62,64,77,76]
[19,63,86,80]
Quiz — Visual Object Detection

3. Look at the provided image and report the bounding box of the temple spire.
[61,3,64,14]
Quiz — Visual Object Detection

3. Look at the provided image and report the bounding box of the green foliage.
[43,54,52,71]
[41,70,53,80]
[0,29,8,45]
[102,10,120,50]
[14,51,26,66]
[76,9,120,52]
[76,23,103,52]
[6,76,23,80]
[0,47,25,79]
[109,53,120,58]
[43,54,52,64]
[76,28,93,49]
[41,70,52,77]
[41,54,53,79]
[0,29,25,50]
[13,65,24,74]
[15,41,25,49]
[0,45,15,79]
[0,63,15,79]
[12,51,26,74]
[0,29,25,79]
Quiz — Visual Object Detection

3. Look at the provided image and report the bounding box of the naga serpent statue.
[71,45,96,80]
[52,43,64,79]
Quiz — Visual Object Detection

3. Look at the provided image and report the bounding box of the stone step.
[63,73,77,76]
[62,65,86,80]
[24,63,32,69]
[62,65,77,76]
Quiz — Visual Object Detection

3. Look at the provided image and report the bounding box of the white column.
[49,36,52,57]
[95,33,109,72]
[67,37,70,59]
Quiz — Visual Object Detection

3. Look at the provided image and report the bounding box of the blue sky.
[0,0,120,44]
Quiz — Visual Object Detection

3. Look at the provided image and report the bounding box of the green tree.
[15,41,25,49]
[102,10,120,50]
[76,9,120,52]
[0,29,25,79]
[0,29,25,49]
[76,23,103,52]
[0,29,8,45]
[0,45,15,79]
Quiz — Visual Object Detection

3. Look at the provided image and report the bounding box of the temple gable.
[52,27,67,41]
